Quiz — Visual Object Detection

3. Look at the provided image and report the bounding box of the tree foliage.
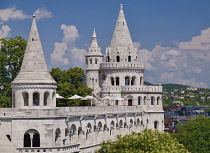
[50,67,92,106]
[174,116,210,153]
[0,36,27,107]
[98,129,189,153]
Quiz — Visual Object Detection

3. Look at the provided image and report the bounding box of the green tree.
[50,67,92,106]
[174,116,210,153]
[0,36,27,107]
[98,129,189,153]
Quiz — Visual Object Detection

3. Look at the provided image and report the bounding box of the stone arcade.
[0,5,164,153]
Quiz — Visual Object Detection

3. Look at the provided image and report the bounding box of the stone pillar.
[29,91,33,107]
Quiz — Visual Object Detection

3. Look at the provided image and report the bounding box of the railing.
[101,85,162,93]
[100,62,144,69]
[17,144,80,153]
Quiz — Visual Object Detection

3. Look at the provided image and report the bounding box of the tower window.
[23,92,29,106]
[128,56,131,62]
[33,92,40,106]
[123,22,124,26]
[90,59,92,64]
[95,59,98,64]
[32,38,34,41]
[125,77,130,85]
[107,56,110,62]
[116,77,120,85]
[116,56,120,62]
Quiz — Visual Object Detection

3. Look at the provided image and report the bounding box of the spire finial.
[120,4,123,10]
[32,14,36,18]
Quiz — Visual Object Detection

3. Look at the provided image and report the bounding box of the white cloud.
[61,24,79,43]
[50,42,68,66]
[50,24,86,69]
[0,25,11,38]
[0,6,29,23]
[165,50,181,56]
[34,8,52,21]
[179,27,210,50]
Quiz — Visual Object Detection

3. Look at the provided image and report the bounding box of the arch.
[116,77,120,86]
[154,121,159,129]
[95,58,98,64]
[86,59,88,65]
[144,96,146,105]
[98,122,102,131]
[55,128,61,143]
[70,124,77,142]
[103,124,107,131]
[110,121,115,129]
[131,76,136,85]
[146,119,149,128]
[128,56,131,62]
[93,125,97,132]
[33,133,40,147]
[24,134,31,147]
[24,129,40,147]
[107,56,110,62]
[110,77,114,86]
[138,96,141,105]
[65,128,69,137]
[23,92,29,106]
[102,74,106,81]
[151,96,155,105]
[157,97,160,105]
[125,76,130,85]
[78,127,82,137]
[130,119,133,127]
[128,99,132,106]
[116,56,120,62]
[141,120,143,126]
[119,120,123,128]
[44,92,49,106]
[137,118,140,126]
[124,122,127,128]
[33,92,40,106]
[90,58,92,64]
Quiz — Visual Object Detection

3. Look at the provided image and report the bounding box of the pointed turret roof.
[11,15,56,84]
[110,4,133,48]
[87,28,103,55]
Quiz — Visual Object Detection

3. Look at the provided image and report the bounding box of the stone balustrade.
[17,144,80,153]
[100,62,144,69]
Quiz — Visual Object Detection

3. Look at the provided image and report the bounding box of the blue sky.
[1,0,210,88]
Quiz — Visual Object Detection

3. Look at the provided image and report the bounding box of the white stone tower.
[85,29,103,95]
[99,4,145,102]
[11,15,57,109]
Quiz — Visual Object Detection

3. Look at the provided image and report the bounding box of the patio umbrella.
[81,95,96,100]
[56,93,65,99]
[68,94,83,99]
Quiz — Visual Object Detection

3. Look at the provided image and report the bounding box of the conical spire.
[87,28,102,54]
[110,4,133,48]
[12,15,56,84]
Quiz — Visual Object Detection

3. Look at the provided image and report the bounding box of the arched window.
[90,59,92,64]
[33,92,39,106]
[154,121,159,129]
[65,128,69,137]
[157,97,160,105]
[55,128,61,143]
[116,77,119,86]
[24,129,40,147]
[24,134,30,147]
[131,76,135,85]
[95,58,98,64]
[119,120,123,128]
[151,96,155,105]
[107,56,110,62]
[144,96,146,105]
[125,77,130,85]
[98,122,102,132]
[116,56,120,62]
[86,59,88,65]
[44,92,49,106]
[128,56,131,62]
[23,92,29,106]
[138,96,141,105]
[140,76,143,85]
[128,99,132,106]
[111,77,114,86]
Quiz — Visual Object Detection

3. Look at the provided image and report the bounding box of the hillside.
[144,81,190,90]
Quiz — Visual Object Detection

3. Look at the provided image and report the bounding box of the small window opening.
[32,38,34,41]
